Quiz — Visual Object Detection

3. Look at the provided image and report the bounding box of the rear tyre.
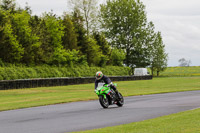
[116,93,124,107]
[99,95,109,108]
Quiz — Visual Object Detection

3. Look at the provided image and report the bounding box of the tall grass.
[0,66,130,80]
[159,66,200,77]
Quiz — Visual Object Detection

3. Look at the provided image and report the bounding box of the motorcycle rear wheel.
[116,93,124,107]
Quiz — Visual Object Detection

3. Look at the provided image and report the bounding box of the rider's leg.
[111,85,120,98]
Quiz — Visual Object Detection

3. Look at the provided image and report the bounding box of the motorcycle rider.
[95,71,120,98]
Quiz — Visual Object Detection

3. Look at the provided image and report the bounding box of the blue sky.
[15,0,200,66]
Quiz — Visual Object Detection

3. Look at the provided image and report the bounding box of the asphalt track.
[1,90,200,133]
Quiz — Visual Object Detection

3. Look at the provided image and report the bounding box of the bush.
[0,59,5,67]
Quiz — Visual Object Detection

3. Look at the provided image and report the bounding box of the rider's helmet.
[96,71,103,80]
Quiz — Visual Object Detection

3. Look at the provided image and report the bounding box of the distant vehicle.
[134,68,149,76]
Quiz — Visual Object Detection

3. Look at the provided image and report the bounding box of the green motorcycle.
[95,83,124,108]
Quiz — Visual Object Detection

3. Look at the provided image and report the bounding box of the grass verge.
[74,108,200,133]
[0,77,200,111]
[159,66,200,77]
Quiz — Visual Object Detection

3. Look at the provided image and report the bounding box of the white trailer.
[134,68,149,76]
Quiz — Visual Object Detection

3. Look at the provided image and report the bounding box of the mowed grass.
[160,66,200,77]
[75,108,200,133]
[0,76,200,111]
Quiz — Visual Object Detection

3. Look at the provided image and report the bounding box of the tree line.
[0,0,168,76]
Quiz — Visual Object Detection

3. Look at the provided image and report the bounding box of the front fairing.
[95,85,111,96]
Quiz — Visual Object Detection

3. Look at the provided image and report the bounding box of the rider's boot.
[111,84,121,99]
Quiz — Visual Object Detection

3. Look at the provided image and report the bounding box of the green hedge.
[0,66,130,80]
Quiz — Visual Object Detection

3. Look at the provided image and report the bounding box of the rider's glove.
[108,82,113,87]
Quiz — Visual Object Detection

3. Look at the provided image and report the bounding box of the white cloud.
[16,0,68,16]
[141,0,200,66]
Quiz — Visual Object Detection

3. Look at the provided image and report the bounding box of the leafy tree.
[62,13,78,50]
[71,9,85,46]
[71,8,88,53]
[33,12,65,65]
[151,32,168,76]
[93,32,111,57]
[0,10,24,63]
[93,32,111,66]
[24,2,32,14]
[28,15,45,64]
[100,0,148,67]
[29,15,41,33]
[100,0,168,74]
[71,9,104,66]
[68,0,99,36]
[144,21,157,76]
[39,12,86,66]
[40,12,65,65]
[110,48,125,66]
[143,22,168,76]
[178,58,191,67]
[36,19,52,64]
[85,37,103,66]
[11,10,41,65]
[0,0,16,12]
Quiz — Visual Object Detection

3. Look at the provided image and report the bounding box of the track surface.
[1,90,200,133]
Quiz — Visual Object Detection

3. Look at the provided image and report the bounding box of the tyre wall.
[0,75,152,90]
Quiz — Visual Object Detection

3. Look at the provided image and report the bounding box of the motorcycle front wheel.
[99,95,109,108]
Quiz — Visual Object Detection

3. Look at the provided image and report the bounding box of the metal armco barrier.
[0,75,152,90]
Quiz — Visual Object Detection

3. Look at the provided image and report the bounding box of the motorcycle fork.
[102,94,106,99]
